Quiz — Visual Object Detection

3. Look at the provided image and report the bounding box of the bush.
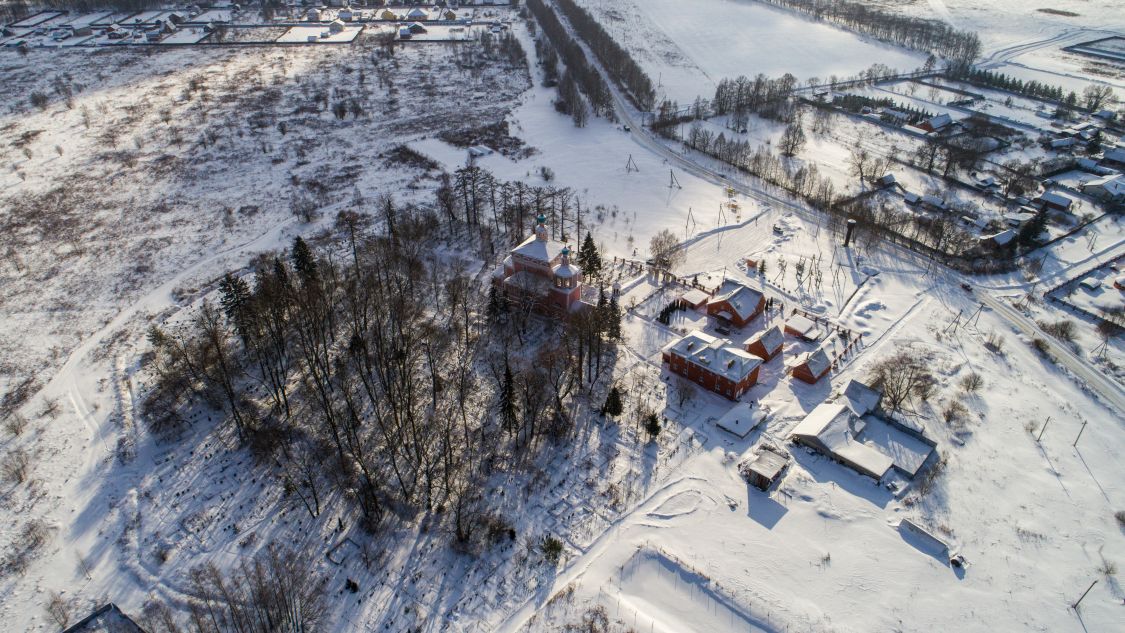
[30,92,49,110]
[985,330,1005,353]
[2,448,31,484]
[959,372,983,393]
[942,400,968,425]
[3,414,28,437]
[1031,338,1052,357]
[46,592,71,629]
[1037,319,1076,343]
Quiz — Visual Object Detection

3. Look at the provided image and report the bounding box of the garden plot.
[611,548,774,633]
[575,0,925,104]
[402,25,490,42]
[277,25,363,44]
[193,9,235,23]
[160,27,213,45]
[8,11,64,28]
[62,12,115,29]
[926,80,1059,132]
[124,10,170,25]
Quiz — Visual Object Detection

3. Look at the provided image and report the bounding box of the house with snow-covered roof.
[784,314,821,341]
[1082,174,1125,202]
[746,325,783,361]
[790,403,893,480]
[706,280,764,328]
[1036,190,1074,212]
[662,330,762,400]
[790,402,936,482]
[791,345,831,384]
[493,214,587,316]
[1102,147,1125,167]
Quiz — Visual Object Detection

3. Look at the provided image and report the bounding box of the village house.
[1037,190,1074,212]
[677,288,711,311]
[918,113,953,133]
[784,314,821,341]
[715,401,766,438]
[1082,174,1125,202]
[790,403,893,480]
[740,445,789,491]
[662,330,763,400]
[706,280,765,328]
[791,345,831,384]
[493,214,587,316]
[62,604,146,633]
[791,380,937,482]
[1102,147,1125,168]
[746,325,784,360]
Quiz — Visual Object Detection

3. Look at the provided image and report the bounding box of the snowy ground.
[0,37,530,631]
[502,205,1125,633]
[1,2,1123,632]
[574,0,926,104]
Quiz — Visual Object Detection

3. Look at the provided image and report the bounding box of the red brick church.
[494,214,589,315]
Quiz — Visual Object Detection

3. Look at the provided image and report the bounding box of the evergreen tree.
[498,360,518,436]
[606,295,622,340]
[487,285,509,319]
[576,233,603,279]
[643,412,661,438]
[1018,210,1048,246]
[603,386,623,417]
[218,272,254,347]
[291,237,318,287]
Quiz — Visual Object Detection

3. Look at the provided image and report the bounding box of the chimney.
[843,219,857,248]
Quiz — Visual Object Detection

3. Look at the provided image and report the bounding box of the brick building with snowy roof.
[493,214,588,317]
[706,280,765,328]
[746,325,784,361]
[791,345,832,384]
[662,330,762,400]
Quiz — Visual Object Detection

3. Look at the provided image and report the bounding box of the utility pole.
[1072,420,1088,447]
[1037,416,1051,442]
[1071,579,1097,611]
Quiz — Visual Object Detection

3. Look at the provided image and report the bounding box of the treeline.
[142,545,327,633]
[947,66,1072,104]
[526,0,615,119]
[758,0,981,63]
[480,30,528,68]
[438,164,593,242]
[553,0,656,110]
[143,180,622,545]
[712,74,800,122]
[684,124,837,211]
[832,94,933,125]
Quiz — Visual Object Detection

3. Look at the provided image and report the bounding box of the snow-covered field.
[1,2,1123,632]
[574,0,926,104]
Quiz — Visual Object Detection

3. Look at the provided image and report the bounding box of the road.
[979,292,1125,415]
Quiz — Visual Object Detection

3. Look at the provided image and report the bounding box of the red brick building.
[746,325,784,361]
[662,330,762,400]
[791,346,831,384]
[493,214,586,316]
[706,281,765,328]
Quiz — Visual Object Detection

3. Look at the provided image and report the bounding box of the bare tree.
[870,351,935,414]
[649,229,684,275]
